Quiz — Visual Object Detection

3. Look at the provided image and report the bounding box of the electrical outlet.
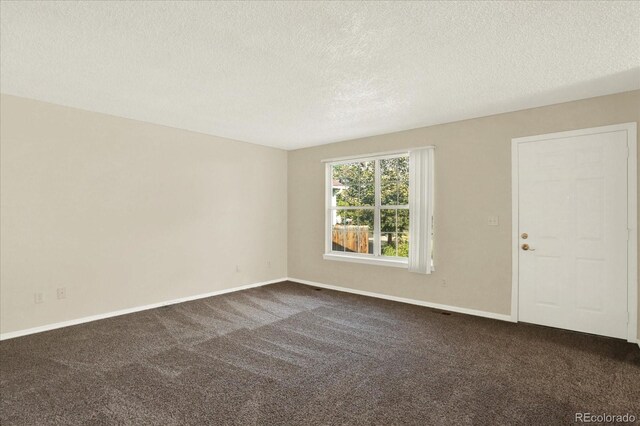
[440,279,447,288]
[34,292,43,304]
[57,287,66,300]
[236,265,241,273]
[267,260,271,268]
[487,215,499,226]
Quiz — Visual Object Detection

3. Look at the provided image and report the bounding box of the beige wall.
[2,91,638,340]
[0,94,287,334]
[287,90,640,339]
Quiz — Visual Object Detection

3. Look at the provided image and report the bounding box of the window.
[324,148,434,272]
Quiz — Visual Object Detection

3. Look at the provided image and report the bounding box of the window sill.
[323,253,409,268]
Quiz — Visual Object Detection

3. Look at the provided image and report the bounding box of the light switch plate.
[488,215,499,226]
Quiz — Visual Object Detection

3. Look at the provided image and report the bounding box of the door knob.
[521,243,535,251]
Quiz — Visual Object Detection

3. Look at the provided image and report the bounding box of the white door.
[517,129,629,339]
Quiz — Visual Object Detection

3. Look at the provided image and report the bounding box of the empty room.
[1,1,639,424]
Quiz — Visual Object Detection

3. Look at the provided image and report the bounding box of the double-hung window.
[323,147,435,273]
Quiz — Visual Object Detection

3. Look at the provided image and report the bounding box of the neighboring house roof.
[332,179,346,189]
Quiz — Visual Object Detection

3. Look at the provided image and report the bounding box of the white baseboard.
[0,277,287,341]
[3,277,631,344]
[287,277,515,323]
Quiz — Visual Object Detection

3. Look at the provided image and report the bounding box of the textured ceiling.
[1,1,639,149]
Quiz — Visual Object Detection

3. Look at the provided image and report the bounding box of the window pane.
[345,210,361,225]
[381,156,409,181]
[380,157,399,182]
[381,182,398,205]
[360,162,375,184]
[356,209,374,254]
[380,209,396,233]
[397,209,409,233]
[398,232,409,258]
[381,233,397,257]
[360,181,375,206]
[331,213,346,252]
[380,208,409,258]
[397,179,409,205]
[332,161,374,207]
[397,156,409,182]
[332,209,374,254]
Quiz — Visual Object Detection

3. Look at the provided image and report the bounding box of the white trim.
[288,277,514,322]
[512,124,634,144]
[511,134,520,323]
[323,253,408,268]
[330,206,380,210]
[321,145,435,163]
[627,124,638,343]
[374,157,382,255]
[511,122,638,343]
[428,149,435,272]
[325,162,333,254]
[0,277,287,341]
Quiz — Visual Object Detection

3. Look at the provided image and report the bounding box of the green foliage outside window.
[332,157,410,257]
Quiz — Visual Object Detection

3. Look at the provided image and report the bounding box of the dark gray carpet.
[1,281,639,425]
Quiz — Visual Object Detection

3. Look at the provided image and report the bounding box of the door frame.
[511,122,638,343]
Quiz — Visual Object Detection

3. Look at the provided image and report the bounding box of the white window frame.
[323,148,434,270]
